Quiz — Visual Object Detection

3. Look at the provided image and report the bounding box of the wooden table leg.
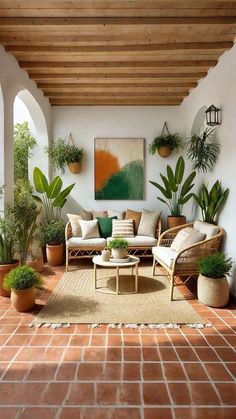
[135,263,138,293]
[94,264,97,290]
[116,266,119,294]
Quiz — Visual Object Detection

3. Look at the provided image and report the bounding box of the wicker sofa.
[152,220,224,301]
[65,213,161,271]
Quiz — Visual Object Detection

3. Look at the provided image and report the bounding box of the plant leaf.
[33,167,49,194]
[175,156,184,184]
[47,176,62,199]
[52,183,75,208]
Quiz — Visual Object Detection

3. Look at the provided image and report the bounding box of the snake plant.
[149,156,196,216]
[194,181,229,224]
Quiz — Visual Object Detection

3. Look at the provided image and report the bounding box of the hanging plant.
[187,128,220,173]
[46,135,83,174]
[149,122,183,158]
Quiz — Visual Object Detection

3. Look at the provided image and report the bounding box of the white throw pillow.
[112,219,134,238]
[67,213,83,237]
[193,220,219,239]
[137,209,161,238]
[108,209,125,220]
[171,227,206,253]
[79,219,100,240]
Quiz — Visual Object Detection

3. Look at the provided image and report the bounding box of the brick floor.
[0,262,235,419]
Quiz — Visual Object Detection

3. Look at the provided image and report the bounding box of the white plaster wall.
[180,44,236,296]
[52,105,196,224]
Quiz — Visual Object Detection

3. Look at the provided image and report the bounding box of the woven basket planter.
[197,273,229,308]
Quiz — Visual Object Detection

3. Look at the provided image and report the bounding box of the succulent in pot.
[0,215,19,297]
[42,220,65,266]
[108,238,129,259]
[4,265,42,312]
[198,252,233,308]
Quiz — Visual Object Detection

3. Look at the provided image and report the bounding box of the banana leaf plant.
[149,156,196,216]
[33,167,75,223]
[193,181,229,224]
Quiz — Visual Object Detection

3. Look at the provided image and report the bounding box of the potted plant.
[45,137,84,174]
[42,220,65,266]
[149,156,196,229]
[198,253,233,308]
[187,128,220,172]
[4,265,42,312]
[193,181,229,224]
[108,238,128,259]
[0,216,19,297]
[149,122,183,158]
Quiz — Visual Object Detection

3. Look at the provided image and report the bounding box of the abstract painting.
[94,138,144,200]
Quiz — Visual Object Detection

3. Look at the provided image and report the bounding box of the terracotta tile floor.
[0,261,235,419]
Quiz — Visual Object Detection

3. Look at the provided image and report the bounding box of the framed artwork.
[94,138,144,200]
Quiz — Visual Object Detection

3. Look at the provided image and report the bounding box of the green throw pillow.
[97,216,117,238]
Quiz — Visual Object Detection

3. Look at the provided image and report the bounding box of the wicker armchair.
[152,222,224,301]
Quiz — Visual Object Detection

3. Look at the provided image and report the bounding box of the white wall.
[180,44,236,296]
[52,105,196,223]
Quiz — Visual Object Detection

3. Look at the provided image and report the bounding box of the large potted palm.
[149,156,196,229]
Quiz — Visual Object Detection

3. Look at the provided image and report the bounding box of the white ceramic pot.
[101,249,111,261]
[197,274,229,308]
[111,248,128,259]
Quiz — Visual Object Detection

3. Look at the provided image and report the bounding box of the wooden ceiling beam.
[29,72,207,80]
[45,92,186,98]
[43,88,189,96]
[39,82,197,89]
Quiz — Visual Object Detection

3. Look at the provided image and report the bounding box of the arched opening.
[191,105,207,136]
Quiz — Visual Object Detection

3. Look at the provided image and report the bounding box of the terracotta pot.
[68,161,82,174]
[198,274,229,308]
[157,146,172,158]
[111,248,128,259]
[11,287,36,312]
[0,261,19,297]
[167,215,186,229]
[46,244,64,266]
[26,259,44,273]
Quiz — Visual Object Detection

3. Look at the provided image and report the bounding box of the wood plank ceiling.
[0,1,236,106]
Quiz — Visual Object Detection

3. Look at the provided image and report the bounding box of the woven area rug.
[33,266,204,325]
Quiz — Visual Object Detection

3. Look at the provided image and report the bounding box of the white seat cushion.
[107,236,157,247]
[67,238,106,248]
[193,220,219,239]
[152,246,177,268]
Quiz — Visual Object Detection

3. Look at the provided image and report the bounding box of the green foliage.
[0,210,18,264]
[42,220,65,245]
[33,167,75,223]
[193,181,229,224]
[46,138,83,174]
[187,128,220,173]
[149,133,183,155]
[108,238,128,250]
[13,122,37,184]
[4,265,42,291]
[149,156,196,216]
[199,253,233,279]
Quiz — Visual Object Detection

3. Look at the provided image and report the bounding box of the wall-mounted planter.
[158,146,172,158]
[68,161,82,174]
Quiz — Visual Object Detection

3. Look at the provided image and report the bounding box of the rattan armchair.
[152,222,224,301]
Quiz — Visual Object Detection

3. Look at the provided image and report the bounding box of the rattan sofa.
[65,218,162,271]
[152,221,224,301]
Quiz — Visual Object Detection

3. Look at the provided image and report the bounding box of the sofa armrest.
[65,222,73,242]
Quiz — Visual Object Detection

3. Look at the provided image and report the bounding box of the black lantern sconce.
[205,104,221,126]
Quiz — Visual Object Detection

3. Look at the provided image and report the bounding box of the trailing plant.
[4,265,42,291]
[33,167,75,223]
[199,252,233,279]
[46,138,83,174]
[187,128,220,173]
[149,156,196,216]
[149,133,183,155]
[14,122,37,185]
[42,220,65,246]
[193,181,229,224]
[108,238,128,250]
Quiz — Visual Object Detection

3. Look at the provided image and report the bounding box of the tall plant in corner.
[149,156,196,228]
[194,181,229,224]
[33,167,75,223]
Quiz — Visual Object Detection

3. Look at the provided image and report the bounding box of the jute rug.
[33,266,204,325]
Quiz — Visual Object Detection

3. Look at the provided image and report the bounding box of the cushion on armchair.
[171,227,206,253]
[193,220,219,239]
[152,246,177,268]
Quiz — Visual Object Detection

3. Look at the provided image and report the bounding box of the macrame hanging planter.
[158,122,172,158]
[67,133,82,174]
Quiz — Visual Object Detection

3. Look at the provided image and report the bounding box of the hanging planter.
[45,134,83,174]
[149,122,183,158]
[66,133,83,174]
[68,161,82,174]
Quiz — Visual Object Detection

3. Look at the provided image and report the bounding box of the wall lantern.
[205,104,221,126]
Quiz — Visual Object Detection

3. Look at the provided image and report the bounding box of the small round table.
[92,255,140,295]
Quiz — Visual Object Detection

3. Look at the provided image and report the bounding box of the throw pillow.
[193,220,219,239]
[92,210,108,219]
[79,219,100,240]
[67,213,83,237]
[108,209,125,220]
[112,219,134,238]
[97,216,117,238]
[171,227,206,253]
[81,210,92,221]
[125,209,141,234]
[137,209,161,238]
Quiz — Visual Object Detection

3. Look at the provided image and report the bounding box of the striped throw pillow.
[112,219,134,238]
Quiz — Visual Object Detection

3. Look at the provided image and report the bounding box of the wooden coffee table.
[92,255,140,295]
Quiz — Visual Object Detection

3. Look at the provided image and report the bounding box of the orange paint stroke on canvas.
[95,149,120,191]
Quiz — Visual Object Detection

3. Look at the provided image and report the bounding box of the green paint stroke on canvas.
[95,160,144,200]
